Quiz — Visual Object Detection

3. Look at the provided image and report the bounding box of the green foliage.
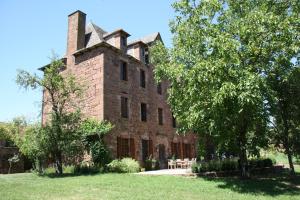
[16,55,84,174]
[151,0,300,177]
[107,158,140,173]
[79,119,114,166]
[144,156,158,171]
[15,56,114,175]
[194,158,274,173]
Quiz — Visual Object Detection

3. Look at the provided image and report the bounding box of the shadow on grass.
[201,173,300,196]
[38,172,103,178]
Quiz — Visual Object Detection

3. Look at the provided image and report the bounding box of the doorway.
[158,144,166,169]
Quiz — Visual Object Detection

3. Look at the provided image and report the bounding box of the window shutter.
[130,138,135,159]
[117,137,121,158]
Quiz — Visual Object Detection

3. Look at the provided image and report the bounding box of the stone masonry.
[42,10,197,168]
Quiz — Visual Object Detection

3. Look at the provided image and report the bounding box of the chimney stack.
[67,10,86,55]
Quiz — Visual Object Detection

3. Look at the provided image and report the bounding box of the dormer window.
[141,47,145,62]
[121,35,127,48]
[145,47,149,64]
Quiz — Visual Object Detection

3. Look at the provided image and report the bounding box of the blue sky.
[0,0,175,122]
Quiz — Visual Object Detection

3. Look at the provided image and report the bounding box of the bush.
[194,157,274,173]
[74,161,100,174]
[107,158,140,173]
[144,157,159,171]
[248,158,274,169]
[44,165,76,175]
[191,163,198,173]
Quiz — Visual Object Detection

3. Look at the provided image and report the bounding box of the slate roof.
[128,32,161,46]
[85,22,107,48]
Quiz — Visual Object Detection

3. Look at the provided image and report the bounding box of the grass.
[0,173,300,200]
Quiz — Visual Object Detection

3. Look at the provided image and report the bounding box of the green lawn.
[1,173,300,200]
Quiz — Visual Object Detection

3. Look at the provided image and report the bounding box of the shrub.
[107,158,140,173]
[44,165,76,175]
[144,156,159,171]
[249,158,274,169]
[191,163,198,173]
[74,161,100,174]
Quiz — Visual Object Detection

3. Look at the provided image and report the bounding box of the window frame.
[158,108,163,125]
[121,96,129,118]
[157,82,162,95]
[120,61,128,81]
[140,103,147,122]
[140,69,146,88]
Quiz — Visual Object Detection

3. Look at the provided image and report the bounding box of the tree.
[268,67,300,175]
[151,0,299,178]
[79,119,114,167]
[16,56,83,174]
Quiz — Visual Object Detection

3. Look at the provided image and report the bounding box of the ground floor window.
[171,142,193,159]
[141,139,153,161]
[117,137,135,159]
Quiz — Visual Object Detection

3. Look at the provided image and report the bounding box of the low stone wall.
[0,147,24,174]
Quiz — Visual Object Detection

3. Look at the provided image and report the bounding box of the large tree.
[268,67,300,175]
[16,57,83,174]
[151,0,299,178]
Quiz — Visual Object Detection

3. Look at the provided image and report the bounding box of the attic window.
[145,47,149,64]
[141,47,145,61]
[121,36,127,47]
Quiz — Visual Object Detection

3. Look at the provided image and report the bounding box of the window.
[157,83,162,95]
[141,103,147,122]
[121,35,127,47]
[141,139,153,161]
[171,142,181,159]
[145,47,149,64]
[158,108,163,125]
[172,114,176,128]
[117,137,135,158]
[120,61,127,81]
[140,69,146,88]
[141,47,145,61]
[121,97,128,118]
[183,143,192,159]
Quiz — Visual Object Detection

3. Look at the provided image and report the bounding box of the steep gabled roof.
[85,22,107,48]
[128,32,162,46]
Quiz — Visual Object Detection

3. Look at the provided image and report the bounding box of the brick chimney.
[67,10,86,56]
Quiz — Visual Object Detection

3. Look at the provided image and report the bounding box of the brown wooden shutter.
[117,137,121,158]
[171,142,175,156]
[149,139,153,156]
[130,138,135,159]
[182,143,186,159]
[179,142,183,159]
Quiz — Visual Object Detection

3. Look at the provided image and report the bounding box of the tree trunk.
[282,117,295,176]
[238,125,250,179]
[286,146,295,176]
[8,162,12,174]
[55,152,63,175]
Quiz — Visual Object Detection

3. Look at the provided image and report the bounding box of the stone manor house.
[41,10,197,168]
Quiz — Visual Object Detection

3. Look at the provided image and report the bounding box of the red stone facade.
[42,10,197,168]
